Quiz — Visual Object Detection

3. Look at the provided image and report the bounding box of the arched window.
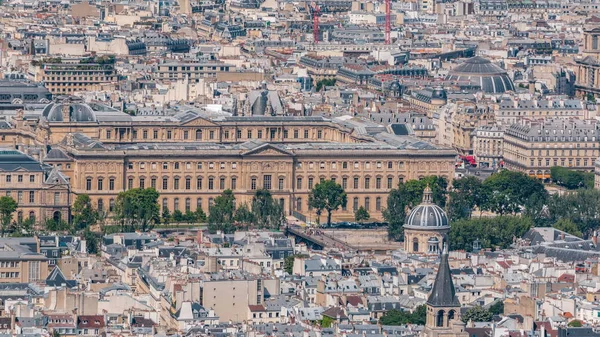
[17,211,23,224]
[29,211,35,221]
[436,310,445,327]
[185,198,191,212]
[365,197,370,211]
[174,198,180,211]
[413,237,419,252]
[197,198,202,209]
[98,199,104,211]
[162,198,168,211]
[376,197,381,211]
[196,129,202,140]
[448,310,455,322]
[109,199,115,212]
[296,198,302,211]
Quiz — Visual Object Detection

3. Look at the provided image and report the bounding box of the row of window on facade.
[107,128,324,141]
[123,160,405,172]
[85,175,404,192]
[4,174,36,183]
[527,158,595,167]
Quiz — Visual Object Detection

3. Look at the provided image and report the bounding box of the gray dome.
[42,100,97,122]
[447,56,515,94]
[404,187,449,230]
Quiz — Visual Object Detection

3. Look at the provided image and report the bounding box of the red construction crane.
[312,2,321,44]
[385,0,391,44]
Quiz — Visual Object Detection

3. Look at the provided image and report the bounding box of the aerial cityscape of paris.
[1,0,600,335]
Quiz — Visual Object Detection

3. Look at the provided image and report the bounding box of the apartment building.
[200,274,280,322]
[36,60,117,95]
[472,126,504,168]
[153,62,237,82]
[494,98,592,127]
[0,148,70,224]
[503,119,600,180]
[0,251,48,283]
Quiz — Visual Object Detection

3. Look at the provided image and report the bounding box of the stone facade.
[0,98,457,222]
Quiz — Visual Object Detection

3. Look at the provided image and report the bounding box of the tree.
[462,306,493,323]
[384,176,448,241]
[208,190,236,233]
[553,218,582,238]
[568,320,583,327]
[379,305,427,325]
[447,176,488,221]
[449,216,533,252]
[489,301,504,316]
[184,211,196,224]
[0,196,17,237]
[13,217,35,237]
[113,188,160,232]
[546,189,600,236]
[251,189,285,230]
[551,166,594,189]
[234,203,254,230]
[320,316,334,328]
[46,218,72,232]
[195,207,207,223]
[483,170,548,215]
[315,78,336,91]
[309,180,347,227]
[172,210,184,222]
[162,207,171,226]
[72,194,98,231]
[354,206,370,222]
[83,228,99,254]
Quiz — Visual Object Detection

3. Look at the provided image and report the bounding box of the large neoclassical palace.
[0,96,456,222]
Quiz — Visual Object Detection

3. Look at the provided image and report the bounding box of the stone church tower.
[423,245,469,337]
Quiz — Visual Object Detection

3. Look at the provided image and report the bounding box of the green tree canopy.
[113,188,160,232]
[0,196,18,236]
[447,176,488,221]
[309,179,347,227]
[379,305,426,325]
[462,306,493,323]
[489,301,504,316]
[162,207,171,226]
[172,209,184,222]
[552,218,583,238]
[251,189,285,230]
[354,206,370,222]
[483,170,548,215]
[234,203,254,230]
[545,189,600,236]
[208,190,236,233]
[449,216,533,251]
[551,166,594,189]
[83,228,100,254]
[195,206,207,223]
[72,194,98,231]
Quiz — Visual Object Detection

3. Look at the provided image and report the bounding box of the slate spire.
[427,244,460,307]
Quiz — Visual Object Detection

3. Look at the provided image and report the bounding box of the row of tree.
[206,189,286,234]
[386,170,600,251]
[550,166,595,190]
